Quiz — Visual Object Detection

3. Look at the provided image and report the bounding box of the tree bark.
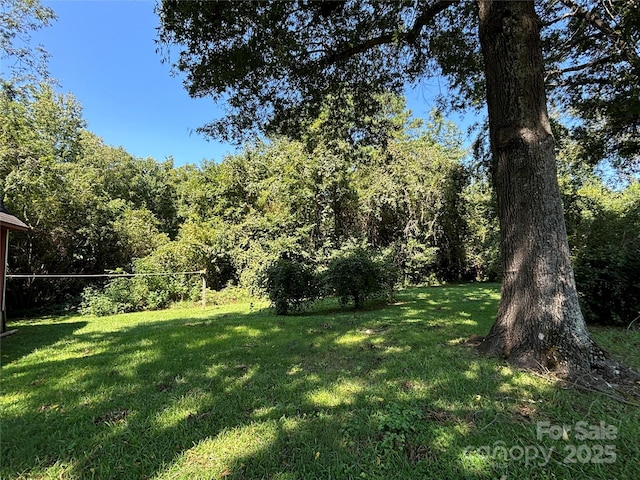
[476,0,596,376]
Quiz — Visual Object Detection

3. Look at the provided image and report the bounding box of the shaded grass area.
[1,284,639,479]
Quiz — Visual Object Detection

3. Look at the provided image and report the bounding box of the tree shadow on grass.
[1,286,638,479]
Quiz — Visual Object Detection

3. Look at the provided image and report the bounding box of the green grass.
[1,284,639,479]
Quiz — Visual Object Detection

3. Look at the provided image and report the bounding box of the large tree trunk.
[476,0,597,376]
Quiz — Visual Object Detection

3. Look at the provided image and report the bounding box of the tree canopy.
[157,0,639,171]
[542,0,640,170]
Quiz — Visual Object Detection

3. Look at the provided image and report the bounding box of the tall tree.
[157,1,638,382]
[1,0,57,200]
[475,1,593,373]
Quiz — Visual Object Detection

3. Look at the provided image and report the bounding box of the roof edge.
[0,212,29,231]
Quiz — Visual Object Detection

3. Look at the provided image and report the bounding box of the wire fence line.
[7,270,206,279]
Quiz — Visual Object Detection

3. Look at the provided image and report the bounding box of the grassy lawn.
[1,284,639,479]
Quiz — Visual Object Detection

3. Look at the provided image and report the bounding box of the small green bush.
[80,277,177,316]
[259,259,319,315]
[80,279,138,316]
[323,247,397,308]
[80,287,118,317]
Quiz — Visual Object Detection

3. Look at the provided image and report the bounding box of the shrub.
[79,258,199,316]
[575,246,640,325]
[80,279,138,316]
[80,276,179,316]
[573,213,640,326]
[570,182,640,326]
[80,287,117,317]
[259,259,319,315]
[323,247,397,308]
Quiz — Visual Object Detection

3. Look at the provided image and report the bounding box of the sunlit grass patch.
[307,378,367,407]
[156,421,281,480]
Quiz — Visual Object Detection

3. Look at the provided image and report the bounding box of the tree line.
[2,83,637,324]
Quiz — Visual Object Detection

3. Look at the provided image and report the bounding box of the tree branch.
[558,0,640,69]
[540,11,576,29]
[544,55,613,82]
[405,0,457,44]
[324,0,456,64]
[325,33,395,64]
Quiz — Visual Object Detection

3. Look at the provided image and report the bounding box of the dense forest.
[2,82,638,325]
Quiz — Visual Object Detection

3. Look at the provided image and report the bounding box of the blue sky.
[32,0,463,167]
[31,0,235,166]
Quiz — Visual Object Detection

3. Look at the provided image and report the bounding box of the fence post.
[201,269,207,309]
